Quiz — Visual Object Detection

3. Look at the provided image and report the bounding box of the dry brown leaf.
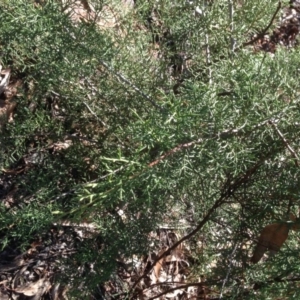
[251,213,300,263]
[151,248,167,284]
[2,167,26,175]
[14,278,49,297]
[50,140,72,152]
[251,223,289,263]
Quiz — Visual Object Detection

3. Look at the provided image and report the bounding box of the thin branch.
[83,101,107,126]
[243,1,282,47]
[228,0,235,54]
[51,113,289,219]
[269,120,300,167]
[130,153,270,296]
[205,34,212,85]
[219,242,239,299]
[148,110,289,167]
[147,280,222,300]
[99,166,125,179]
[0,133,98,144]
[148,138,203,167]
[129,199,224,295]
[51,190,76,202]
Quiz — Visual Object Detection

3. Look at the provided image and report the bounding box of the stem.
[243,2,282,47]
[228,0,235,55]
[129,153,272,296]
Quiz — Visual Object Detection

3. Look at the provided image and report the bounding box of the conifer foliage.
[1,0,300,299]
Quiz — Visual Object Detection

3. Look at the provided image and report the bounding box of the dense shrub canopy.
[1,0,300,299]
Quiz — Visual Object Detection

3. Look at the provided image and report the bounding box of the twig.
[205,34,212,85]
[147,280,221,300]
[0,133,98,144]
[65,134,98,144]
[243,1,282,47]
[148,138,203,167]
[51,88,107,127]
[228,0,235,55]
[83,101,107,126]
[219,242,239,299]
[99,166,125,179]
[148,110,288,167]
[269,120,300,167]
[51,189,77,202]
[129,152,275,296]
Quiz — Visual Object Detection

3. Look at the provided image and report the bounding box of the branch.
[83,101,107,126]
[147,280,221,300]
[205,33,212,84]
[269,120,300,167]
[129,199,223,295]
[130,154,270,296]
[219,242,239,299]
[0,133,98,144]
[148,138,203,167]
[243,1,282,47]
[52,113,289,219]
[228,0,235,54]
[148,110,289,167]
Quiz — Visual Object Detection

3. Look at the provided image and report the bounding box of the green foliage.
[1,0,300,298]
